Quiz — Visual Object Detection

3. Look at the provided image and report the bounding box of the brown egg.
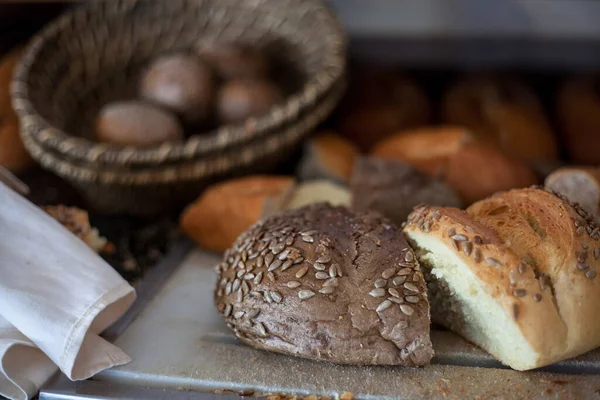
[198,44,270,80]
[217,80,283,124]
[95,101,184,147]
[139,53,215,125]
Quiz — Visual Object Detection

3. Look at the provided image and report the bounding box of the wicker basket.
[12,0,346,214]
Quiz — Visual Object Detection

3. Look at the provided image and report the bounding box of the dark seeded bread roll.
[214,203,433,366]
[351,157,463,226]
[404,188,600,370]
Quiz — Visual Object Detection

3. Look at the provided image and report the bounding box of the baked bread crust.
[351,157,463,226]
[297,132,360,184]
[214,203,433,366]
[443,75,558,162]
[180,176,295,253]
[404,187,600,370]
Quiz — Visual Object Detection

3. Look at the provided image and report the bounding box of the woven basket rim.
[12,0,346,167]
[22,79,346,187]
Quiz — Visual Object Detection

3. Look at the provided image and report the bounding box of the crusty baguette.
[297,132,360,184]
[545,166,600,220]
[404,188,600,370]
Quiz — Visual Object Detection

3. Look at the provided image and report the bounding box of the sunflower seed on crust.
[374,279,387,288]
[369,288,386,297]
[298,290,315,300]
[376,300,392,312]
[295,266,309,279]
[319,286,335,295]
[323,278,338,287]
[400,304,414,315]
[382,268,396,279]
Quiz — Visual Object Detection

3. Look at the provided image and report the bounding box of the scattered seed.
[295,266,309,279]
[578,251,588,263]
[268,259,282,272]
[586,269,597,279]
[265,253,274,266]
[302,236,314,243]
[247,309,260,320]
[316,272,329,280]
[577,226,585,236]
[286,281,301,289]
[316,255,331,263]
[451,239,460,251]
[241,281,249,295]
[271,291,283,303]
[248,252,259,260]
[238,260,246,270]
[400,304,414,315]
[298,290,315,300]
[592,227,599,237]
[281,260,293,271]
[486,257,501,267]
[382,268,396,279]
[250,291,263,298]
[272,243,285,254]
[388,288,400,298]
[595,248,600,260]
[473,235,483,245]
[405,295,419,303]
[462,241,473,256]
[583,244,589,250]
[278,249,291,260]
[377,300,392,312]
[233,279,241,292]
[264,291,273,303]
[518,262,527,274]
[334,263,343,277]
[577,262,589,271]
[319,286,335,295]
[403,282,419,293]
[374,279,387,288]
[236,270,245,278]
[224,304,232,317]
[234,311,245,319]
[301,230,317,236]
[389,297,403,304]
[396,320,409,329]
[244,273,255,280]
[398,268,412,276]
[533,293,542,302]
[451,234,468,242]
[447,228,456,237]
[293,257,304,265]
[393,276,407,286]
[256,322,267,336]
[514,288,527,297]
[472,248,481,263]
[285,236,294,246]
[323,278,339,287]
[369,288,386,297]
[313,262,326,271]
[253,272,263,285]
[404,252,414,263]
[267,272,275,281]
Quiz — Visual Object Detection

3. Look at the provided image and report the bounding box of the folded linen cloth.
[0,181,136,400]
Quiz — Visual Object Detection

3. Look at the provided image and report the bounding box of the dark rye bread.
[214,203,433,366]
[351,157,463,226]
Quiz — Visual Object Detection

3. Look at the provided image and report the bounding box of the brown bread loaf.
[215,203,433,366]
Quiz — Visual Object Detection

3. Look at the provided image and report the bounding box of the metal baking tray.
[40,246,600,400]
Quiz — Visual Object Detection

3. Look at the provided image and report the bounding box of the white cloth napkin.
[0,182,136,400]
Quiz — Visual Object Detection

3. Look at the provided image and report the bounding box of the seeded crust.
[404,205,563,370]
[214,203,433,366]
[404,187,600,370]
[468,188,600,361]
[545,167,600,220]
[351,157,463,227]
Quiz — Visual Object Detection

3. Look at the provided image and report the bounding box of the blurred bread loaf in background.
[297,132,359,184]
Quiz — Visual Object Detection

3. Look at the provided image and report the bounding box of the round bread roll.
[217,79,282,124]
[557,76,600,164]
[139,53,215,125]
[214,203,433,366]
[443,76,558,162]
[198,44,270,80]
[338,68,431,151]
[370,126,538,204]
[95,101,184,147]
